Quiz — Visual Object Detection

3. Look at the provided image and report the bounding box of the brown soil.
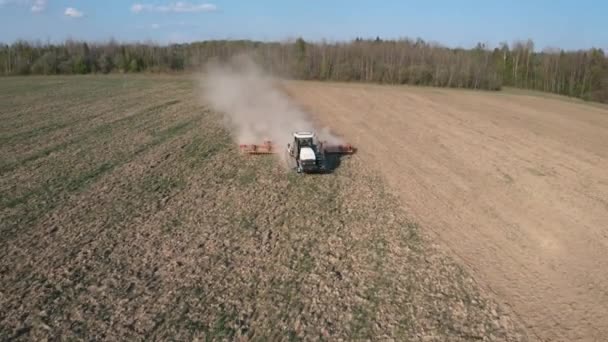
[284,81,608,342]
[0,76,528,341]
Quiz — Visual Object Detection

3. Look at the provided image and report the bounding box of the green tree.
[72,55,89,74]
[128,58,140,73]
[31,51,58,74]
[97,54,114,74]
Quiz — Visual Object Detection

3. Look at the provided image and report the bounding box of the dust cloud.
[199,55,342,160]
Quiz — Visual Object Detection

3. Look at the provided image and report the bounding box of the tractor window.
[300,138,313,147]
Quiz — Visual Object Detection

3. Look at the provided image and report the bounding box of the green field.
[0,75,526,340]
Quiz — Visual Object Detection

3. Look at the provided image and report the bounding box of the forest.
[1,38,607,103]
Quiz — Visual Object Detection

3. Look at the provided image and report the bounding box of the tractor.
[239,131,355,173]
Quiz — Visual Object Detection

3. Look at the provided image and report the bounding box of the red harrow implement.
[320,142,356,154]
[239,140,275,154]
[239,140,356,155]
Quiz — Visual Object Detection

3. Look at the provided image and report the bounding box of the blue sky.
[0,0,606,50]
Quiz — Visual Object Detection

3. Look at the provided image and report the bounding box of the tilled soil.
[1,76,527,341]
[285,81,608,342]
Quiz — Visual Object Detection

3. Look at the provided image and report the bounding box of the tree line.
[1,38,607,102]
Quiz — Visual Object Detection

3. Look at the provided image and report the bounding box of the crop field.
[285,81,608,341]
[0,76,527,341]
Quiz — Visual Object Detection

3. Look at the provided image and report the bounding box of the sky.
[0,0,607,50]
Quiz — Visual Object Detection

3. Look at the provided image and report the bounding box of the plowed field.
[285,81,608,342]
[1,76,527,341]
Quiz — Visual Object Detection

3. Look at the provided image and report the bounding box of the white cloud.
[64,7,83,18]
[0,0,47,12]
[30,0,46,12]
[131,3,144,13]
[131,2,217,14]
[151,23,160,29]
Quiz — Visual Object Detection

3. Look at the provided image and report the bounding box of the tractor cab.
[293,131,314,148]
[287,131,324,172]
